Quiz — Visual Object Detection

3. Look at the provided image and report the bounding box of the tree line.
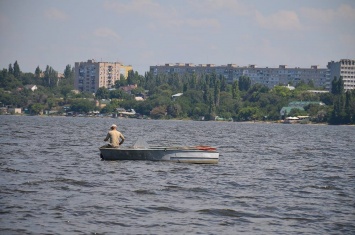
[328,77,355,124]
[1,61,355,124]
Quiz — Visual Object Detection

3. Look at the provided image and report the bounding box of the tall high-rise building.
[150,63,327,88]
[326,59,355,91]
[74,59,133,93]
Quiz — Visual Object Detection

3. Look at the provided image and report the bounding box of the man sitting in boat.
[102,124,125,148]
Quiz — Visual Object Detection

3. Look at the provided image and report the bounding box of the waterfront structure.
[74,59,133,93]
[150,63,327,88]
[280,101,325,118]
[326,59,355,91]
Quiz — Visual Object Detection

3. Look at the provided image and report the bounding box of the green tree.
[109,89,124,99]
[167,103,182,118]
[100,100,119,114]
[115,77,128,88]
[13,61,21,78]
[295,80,314,90]
[30,103,44,115]
[95,87,110,100]
[8,64,13,75]
[214,79,220,106]
[271,85,292,97]
[329,94,346,124]
[35,66,42,78]
[218,91,238,118]
[344,90,355,124]
[70,99,95,113]
[150,106,166,119]
[305,104,328,123]
[220,75,227,92]
[203,83,209,102]
[60,85,73,101]
[238,76,251,91]
[319,92,333,105]
[0,71,21,90]
[331,76,344,95]
[46,98,57,110]
[188,73,197,89]
[207,93,216,120]
[288,108,307,117]
[238,107,260,121]
[232,80,240,99]
[127,70,139,85]
[183,82,188,92]
[43,65,58,87]
[64,65,73,79]
[20,72,36,85]
[243,84,269,103]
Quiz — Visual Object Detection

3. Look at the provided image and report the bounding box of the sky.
[0,0,354,75]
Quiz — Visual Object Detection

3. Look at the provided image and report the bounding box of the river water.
[0,115,354,234]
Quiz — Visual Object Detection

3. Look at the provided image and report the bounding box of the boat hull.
[99,147,219,164]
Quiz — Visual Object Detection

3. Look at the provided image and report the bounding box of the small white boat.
[99,145,219,164]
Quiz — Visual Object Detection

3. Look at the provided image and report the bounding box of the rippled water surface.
[1,115,354,234]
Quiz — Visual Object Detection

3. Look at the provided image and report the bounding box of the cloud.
[94,27,121,41]
[44,7,68,21]
[299,3,355,35]
[104,0,220,30]
[184,18,220,28]
[187,0,251,16]
[300,8,334,24]
[104,0,164,19]
[0,13,10,31]
[339,34,355,50]
[301,3,355,23]
[254,10,302,31]
[338,4,355,21]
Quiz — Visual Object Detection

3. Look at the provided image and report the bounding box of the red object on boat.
[195,146,217,151]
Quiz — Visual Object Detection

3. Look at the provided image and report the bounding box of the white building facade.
[326,59,355,91]
[150,63,327,88]
[74,59,132,93]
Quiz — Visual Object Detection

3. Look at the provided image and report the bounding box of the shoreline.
[3,114,355,126]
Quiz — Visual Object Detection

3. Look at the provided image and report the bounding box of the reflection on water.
[0,116,354,234]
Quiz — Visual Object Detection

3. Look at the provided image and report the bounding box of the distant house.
[57,73,64,78]
[120,84,137,94]
[172,93,183,98]
[172,93,183,101]
[0,107,7,114]
[284,84,295,90]
[96,99,110,108]
[307,90,329,94]
[135,97,144,101]
[24,85,38,92]
[8,108,22,114]
[280,106,304,117]
[280,101,325,117]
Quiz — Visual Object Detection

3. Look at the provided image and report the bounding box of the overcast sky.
[1,0,354,75]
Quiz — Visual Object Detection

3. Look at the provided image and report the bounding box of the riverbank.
[2,113,343,125]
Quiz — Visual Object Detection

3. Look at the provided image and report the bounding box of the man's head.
[111,124,117,130]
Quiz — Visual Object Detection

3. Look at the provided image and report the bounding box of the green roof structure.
[280,101,324,116]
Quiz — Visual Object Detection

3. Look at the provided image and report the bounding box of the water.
[0,115,354,234]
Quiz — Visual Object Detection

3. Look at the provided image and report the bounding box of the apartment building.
[326,59,355,91]
[150,63,327,88]
[74,59,133,93]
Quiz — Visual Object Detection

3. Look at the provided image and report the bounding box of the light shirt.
[104,130,125,147]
